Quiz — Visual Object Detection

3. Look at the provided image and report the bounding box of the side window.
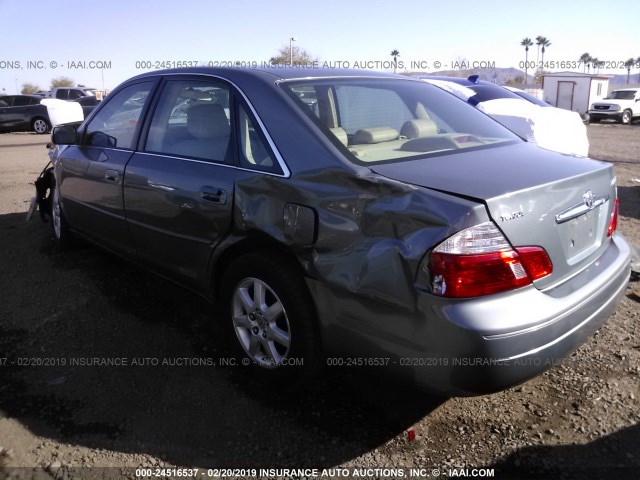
[84,81,153,149]
[55,90,67,100]
[69,89,83,100]
[236,103,281,174]
[0,97,13,107]
[13,96,30,107]
[145,80,231,162]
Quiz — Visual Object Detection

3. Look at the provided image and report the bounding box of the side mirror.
[52,124,79,145]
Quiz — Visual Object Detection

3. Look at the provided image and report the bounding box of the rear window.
[281,78,519,165]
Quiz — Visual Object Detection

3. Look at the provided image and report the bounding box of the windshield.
[605,90,636,100]
[281,78,519,165]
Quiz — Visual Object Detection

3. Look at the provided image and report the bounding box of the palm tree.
[591,57,600,74]
[535,35,544,66]
[521,38,533,83]
[390,50,400,73]
[579,53,591,73]
[535,36,549,84]
[540,38,551,66]
[624,58,635,84]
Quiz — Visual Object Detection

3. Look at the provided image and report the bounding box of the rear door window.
[144,79,231,162]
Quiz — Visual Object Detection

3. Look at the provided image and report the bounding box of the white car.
[419,76,589,157]
[588,88,640,124]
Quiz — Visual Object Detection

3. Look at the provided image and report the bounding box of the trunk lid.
[371,143,616,289]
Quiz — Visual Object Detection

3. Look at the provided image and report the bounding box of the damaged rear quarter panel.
[228,165,489,312]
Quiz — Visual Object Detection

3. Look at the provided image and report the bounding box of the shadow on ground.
[618,185,639,221]
[487,424,640,480]
[0,212,445,468]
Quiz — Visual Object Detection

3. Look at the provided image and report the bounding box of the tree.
[390,49,400,73]
[50,76,74,88]
[624,58,635,84]
[21,82,41,94]
[590,57,601,74]
[520,38,533,83]
[579,52,591,73]
[269,45,318,66]
[535,35,544,65]
[539,37,551,67]
[535,36,550,84]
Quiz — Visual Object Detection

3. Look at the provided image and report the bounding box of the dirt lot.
[0,126,638,480]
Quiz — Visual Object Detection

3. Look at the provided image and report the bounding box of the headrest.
[352,127,399,144]
[329,127,348,146]
[187,103,229,139]
[400,119,438,139]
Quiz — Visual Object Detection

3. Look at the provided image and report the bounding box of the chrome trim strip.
[134,152,288,178]
[555,193,609,224]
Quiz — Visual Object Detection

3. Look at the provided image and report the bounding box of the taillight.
[607,198,619,237]
[426,222,552,298]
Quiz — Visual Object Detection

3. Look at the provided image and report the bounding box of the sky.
[1,0,638,94]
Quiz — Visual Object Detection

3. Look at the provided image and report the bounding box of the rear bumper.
[308,233,631,395]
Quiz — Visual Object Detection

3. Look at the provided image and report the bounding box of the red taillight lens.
[429,250,531,298]
[426,223,553,298]
[515,247,554,281]
[607,198,619,237]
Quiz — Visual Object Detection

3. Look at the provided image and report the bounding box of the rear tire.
[220,253,322,385]
[32,117,50,134]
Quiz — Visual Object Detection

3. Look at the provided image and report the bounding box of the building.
[542,72,610,116]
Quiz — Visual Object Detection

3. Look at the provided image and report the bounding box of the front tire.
[32,117,50,134]
[620,110,632,125]
[50,185,72,249]
[220,253,321,384]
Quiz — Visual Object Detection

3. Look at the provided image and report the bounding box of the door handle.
[201,188,227,205]
[104,170,119,182]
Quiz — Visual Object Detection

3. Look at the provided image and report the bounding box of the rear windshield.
[281,78,519,165]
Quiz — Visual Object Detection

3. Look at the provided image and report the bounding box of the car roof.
[0,94,44,99]
[419,75,494,87]
[127,66,407,83]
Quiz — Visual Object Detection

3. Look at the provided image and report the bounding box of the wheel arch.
[209,233,307,301]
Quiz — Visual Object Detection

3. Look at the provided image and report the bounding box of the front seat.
[172,103,230,161]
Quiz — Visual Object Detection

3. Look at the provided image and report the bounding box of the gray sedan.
[46,67,630,395]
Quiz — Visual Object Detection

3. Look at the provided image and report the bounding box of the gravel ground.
[0,126,638,480]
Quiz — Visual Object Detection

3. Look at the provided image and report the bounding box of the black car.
[73,95,102,118]
[0,95,51,134]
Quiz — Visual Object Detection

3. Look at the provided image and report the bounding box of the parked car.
[49,87,98,100]
[588,88,640,124]
[73,95,102,117]
[0,94,51,134]
[418,76,589,157]
[503,86,550,107]
[42,68,630,395]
